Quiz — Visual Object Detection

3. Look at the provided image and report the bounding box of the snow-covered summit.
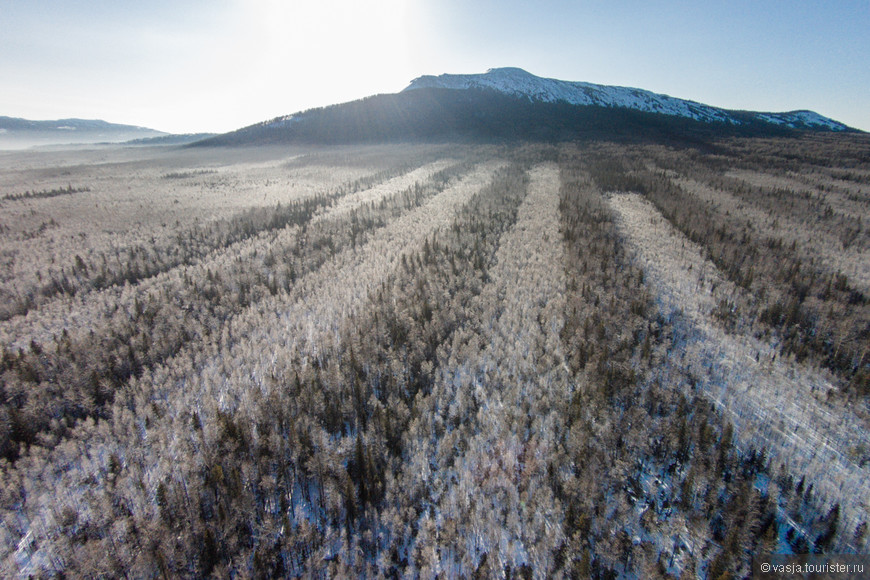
[755,110,849,131]
[404,68,851,131]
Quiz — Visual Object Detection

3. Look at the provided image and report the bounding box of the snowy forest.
[0,134,868,578]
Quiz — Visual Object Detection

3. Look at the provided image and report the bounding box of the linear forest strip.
[609,192,870,544]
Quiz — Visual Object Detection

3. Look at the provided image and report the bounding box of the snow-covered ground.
[609,192,870,549]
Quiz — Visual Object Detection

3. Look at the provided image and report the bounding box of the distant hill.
[197,68,858,147]
[124,133,217,146]
[0,116,166,150]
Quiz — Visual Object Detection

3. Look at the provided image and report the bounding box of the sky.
[1,0,868,134]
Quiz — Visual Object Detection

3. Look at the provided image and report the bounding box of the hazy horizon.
[1,0,868,134]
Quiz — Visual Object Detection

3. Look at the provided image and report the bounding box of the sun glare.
[242,0,414,100]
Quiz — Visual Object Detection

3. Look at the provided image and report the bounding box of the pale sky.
[1,0,868,133]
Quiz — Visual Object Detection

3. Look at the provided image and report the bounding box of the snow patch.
[405,68,850,130]
[757,110,850,131]
[265,115,300,129]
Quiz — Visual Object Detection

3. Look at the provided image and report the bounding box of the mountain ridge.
[0,116,166,150]
[196,68,859,146]
[404,67,852,131]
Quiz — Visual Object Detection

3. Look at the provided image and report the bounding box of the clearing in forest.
[676,176,870,293]
[609,192,870,543]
